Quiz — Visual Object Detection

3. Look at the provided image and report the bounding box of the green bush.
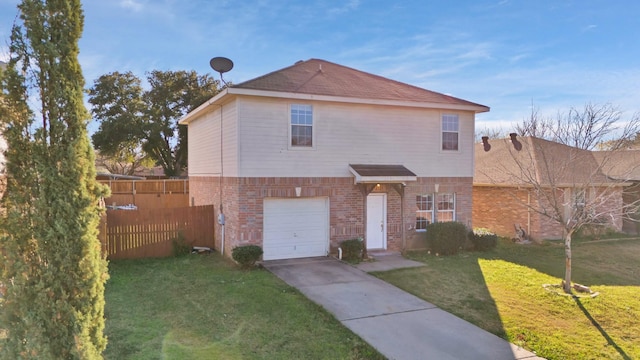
[469,228,498,251]
[426,222,468,255]
[232,245,264,268]
[340,238,364,262]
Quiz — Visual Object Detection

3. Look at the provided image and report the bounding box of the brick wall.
[473,186,532,238]
[190,176,473,256]
[473,185,625,241]
[622,183,640,234]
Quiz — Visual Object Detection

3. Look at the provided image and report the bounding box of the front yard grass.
[104,254,384,360]
[375,238,640,360]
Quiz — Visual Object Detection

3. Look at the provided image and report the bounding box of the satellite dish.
[210,57,233,74]
[210,57,233,86]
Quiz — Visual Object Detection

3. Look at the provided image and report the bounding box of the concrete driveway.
[263,257,543,360]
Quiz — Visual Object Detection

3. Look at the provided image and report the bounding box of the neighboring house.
[180,59,489,260]
[593,150,640,234]
[473,136,626,240]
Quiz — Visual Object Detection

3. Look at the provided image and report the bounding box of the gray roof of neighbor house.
[474,136,614,187]
[180,59,489,124]
[593,150,640,181]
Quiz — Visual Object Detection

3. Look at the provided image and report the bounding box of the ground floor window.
[416,193,456,230]
[436,193,456,222]
[416,195,433,230]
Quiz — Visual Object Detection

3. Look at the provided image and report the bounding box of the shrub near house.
[469,228,498,251]
[426,222,468,255]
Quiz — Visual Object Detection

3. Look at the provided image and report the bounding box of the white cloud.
[328,0,360,15]
[119,0,143,12]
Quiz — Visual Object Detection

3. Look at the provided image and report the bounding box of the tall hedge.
[0,1,110,359]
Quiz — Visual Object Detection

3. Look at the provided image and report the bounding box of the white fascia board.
[353,176,418,184]
[229,88,490,113]
[178,88,230,125]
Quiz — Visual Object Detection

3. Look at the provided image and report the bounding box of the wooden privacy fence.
[102,205,215,260]
[99,179,189,194]
[99,179,189,209]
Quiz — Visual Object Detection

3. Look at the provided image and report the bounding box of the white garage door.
[263,197,329,261]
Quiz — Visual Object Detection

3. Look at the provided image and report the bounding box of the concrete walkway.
[263,256,543,360]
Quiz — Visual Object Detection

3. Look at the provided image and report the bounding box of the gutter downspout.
[401,185,406,252]
[218,103,225,256]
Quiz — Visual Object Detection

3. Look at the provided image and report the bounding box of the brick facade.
[191,176,473,257]
[473,186,624,241]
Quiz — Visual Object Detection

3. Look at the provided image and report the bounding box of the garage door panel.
[263,197,329,260]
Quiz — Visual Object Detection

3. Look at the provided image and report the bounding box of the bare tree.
[514,104,556,139]
[479,104,640,293]
[475,126,508,143]
[515,102,638,150]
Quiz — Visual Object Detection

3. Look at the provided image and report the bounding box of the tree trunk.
[564,231,573,293]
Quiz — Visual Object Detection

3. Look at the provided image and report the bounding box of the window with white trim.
[290,104,313,147]
[416,195,434,231]
[442,114,459,151]
[436,193,456,222]
[572,188,587,217]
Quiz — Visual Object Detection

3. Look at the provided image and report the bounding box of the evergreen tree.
[0,1,109,358]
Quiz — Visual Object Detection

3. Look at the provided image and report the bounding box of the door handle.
[380,222,383,232]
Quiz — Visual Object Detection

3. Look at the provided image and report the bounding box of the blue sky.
[1,0,639,131]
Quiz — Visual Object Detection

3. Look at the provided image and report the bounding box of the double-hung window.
[416,193,456,230]
[290,104,313,147]
[436,193,456,222]
[442,114,459,151]
[572,188,587,218]
[416,195,434,231]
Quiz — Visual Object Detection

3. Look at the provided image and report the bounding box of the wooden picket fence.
[101,205,215,260]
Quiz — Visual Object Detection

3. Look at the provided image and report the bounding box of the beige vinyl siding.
[236,97,475,178]
[187,100,239,177]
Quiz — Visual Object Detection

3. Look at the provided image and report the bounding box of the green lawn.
[375,238,640,360]
[104,255,384,360]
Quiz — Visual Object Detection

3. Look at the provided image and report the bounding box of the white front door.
[366,193,387,250]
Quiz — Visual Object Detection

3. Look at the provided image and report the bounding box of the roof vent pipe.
[481,136,491,152]
[510,133,523,151]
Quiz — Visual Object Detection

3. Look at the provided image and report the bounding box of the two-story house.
[180,59,489,260]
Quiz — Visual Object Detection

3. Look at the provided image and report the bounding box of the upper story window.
[290,104,313,147]
[442,114,459,151]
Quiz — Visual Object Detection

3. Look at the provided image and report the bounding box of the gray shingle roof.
[233,59,489,110]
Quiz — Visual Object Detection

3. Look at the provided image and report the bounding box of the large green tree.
[88,71,150,176]
[89,70,220,177]
[0,1,109,358]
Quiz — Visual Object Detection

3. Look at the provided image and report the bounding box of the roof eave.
[230,88,490,113]
[178,88,231,125]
